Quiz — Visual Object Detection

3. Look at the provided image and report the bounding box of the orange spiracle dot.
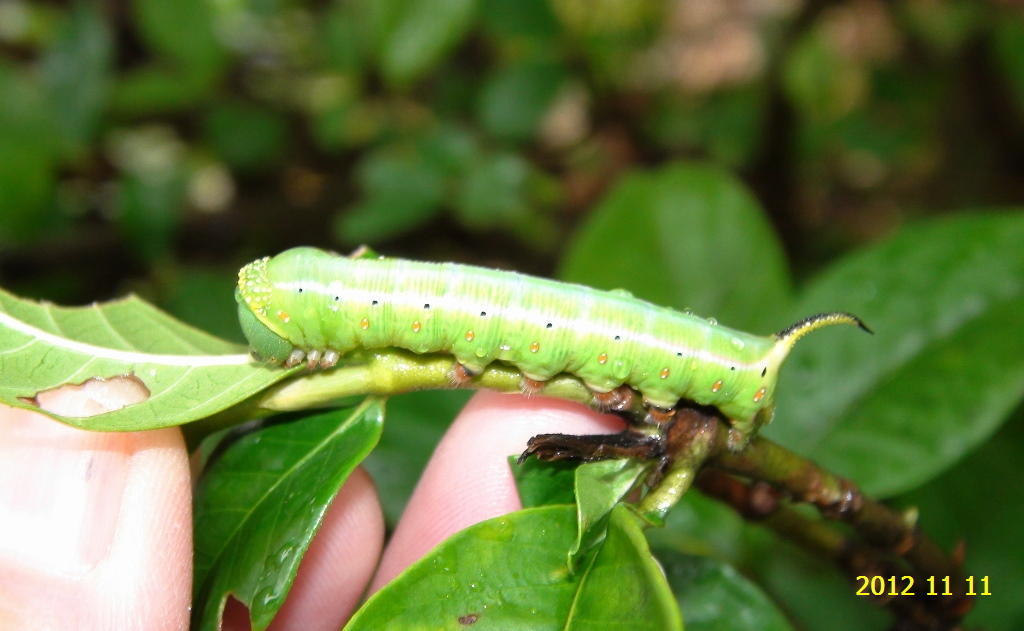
[529,341,540,353]
[597,352,608,365]
[753,387,767,402]
[711,379,723,393]
[465,330,476,342]
[411,321,422,333]
[659,368,670,379]
[277,310,291,323]
[360,317,370,330]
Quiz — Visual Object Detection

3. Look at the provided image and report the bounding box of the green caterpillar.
[236,247,868,442]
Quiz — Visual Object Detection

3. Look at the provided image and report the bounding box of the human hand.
[0,389,621,630]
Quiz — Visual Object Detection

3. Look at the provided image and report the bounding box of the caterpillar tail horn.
[773,312,872,356]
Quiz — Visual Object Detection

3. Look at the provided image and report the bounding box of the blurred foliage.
[2,0,1024,629]
[3,0,1022,307]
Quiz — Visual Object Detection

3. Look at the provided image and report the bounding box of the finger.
[370,390,623,591]
[0,405,191,631]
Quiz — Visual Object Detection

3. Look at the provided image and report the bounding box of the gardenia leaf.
[345,505,681,630]
[560,161,792,332]
[570,458,647,567]
[193,401,384,631]
[0,288,292,430]
[660,550,795,631]
[768,212,1024,496]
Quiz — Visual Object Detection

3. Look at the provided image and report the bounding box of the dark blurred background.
[1,0,1022,338]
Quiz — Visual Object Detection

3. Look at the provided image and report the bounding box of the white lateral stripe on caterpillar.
[272,278,764,373]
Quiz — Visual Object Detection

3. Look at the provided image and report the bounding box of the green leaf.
[0,63,57,243]
[453,152,532,228]
[376,0,476,87]
[903,0,983,56]
[335,144,447,245]
[160,264,246,344]
[322,1,368,74]
[478,61,566,141]
[549,0,663,84]
[202,101,288,172]
[193,401,385,631]
[570,459,646,565]
[659,551,795,631]
[646,490,748,563]
[767,212,1024,496]
[335,193,442,246]
[0,288,293,430]
[480,0,560,40]
[345,505,681,630]
[110,67,216,115]
[745,529,886,631]
[113,0,225,114]
[992,15,1024,114]
[511,456,578,509]
[898,410,1024,630]
[566,506,683,631]
[133,0,225,76]
[646,87,766,167]
[810,70,939,179]
[418,123,479,176]
[116,170,187,262]
[39,1,112,156]
[782,30,866,121]
[362,389,471,523]
[559,162,792,331]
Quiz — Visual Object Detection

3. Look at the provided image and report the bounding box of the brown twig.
[696,469,973,631]
[638,407,721,516]
[700,433,974,629]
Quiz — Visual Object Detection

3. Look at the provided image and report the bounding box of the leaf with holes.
[0,288,293,430]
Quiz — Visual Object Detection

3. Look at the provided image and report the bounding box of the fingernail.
[0,408,130,574]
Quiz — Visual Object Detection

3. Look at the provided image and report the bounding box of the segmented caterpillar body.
[236,247,867,438]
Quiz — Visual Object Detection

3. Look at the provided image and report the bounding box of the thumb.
[0,393,192,630]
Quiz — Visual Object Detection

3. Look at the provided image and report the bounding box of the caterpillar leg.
[304,348,341,369]
[645,405,676,426]
[319,349,340,369]
[591,385,636,414]
[450,362,480,387]
[518,429,664,464]
[284,348,306,367]
[723,413,758,451]
[520,377,546,396]
[283,347,342,370]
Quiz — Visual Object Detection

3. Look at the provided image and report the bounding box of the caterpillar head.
[236,288,292,362]
[236,247,343,363]
[236,255,293,363]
